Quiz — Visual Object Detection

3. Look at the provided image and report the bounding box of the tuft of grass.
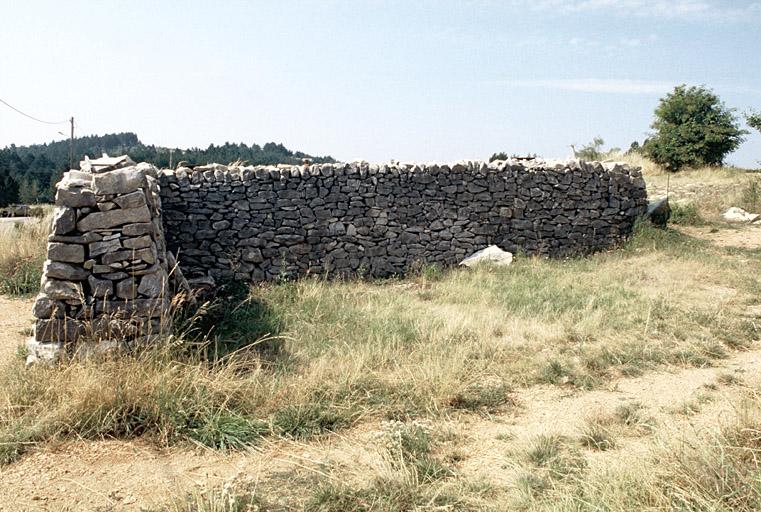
[527,434,563,467]
[448,377,513,412]
[718,372,744,386]
[613,402,654,434]
[155,483,270,512]
[675,393,714,416]
[524,434,587,483]
[272,403,355,439]
[579,419,616,451]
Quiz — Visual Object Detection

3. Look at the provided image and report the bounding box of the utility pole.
[169,148,174,169]
[69,116,74,170]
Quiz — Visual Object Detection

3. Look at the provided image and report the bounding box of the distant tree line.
[0,132,334,206]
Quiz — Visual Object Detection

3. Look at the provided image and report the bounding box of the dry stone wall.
[27,160,175,363]
[159,159,648,282]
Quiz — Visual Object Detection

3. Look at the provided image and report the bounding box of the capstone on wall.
[158,159,648,282]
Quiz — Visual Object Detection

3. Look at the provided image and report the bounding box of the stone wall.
[27,159,175,363]
[158,159,648,282]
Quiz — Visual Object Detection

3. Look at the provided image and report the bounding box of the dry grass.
[0,214,50,296]
[0,221,759,468]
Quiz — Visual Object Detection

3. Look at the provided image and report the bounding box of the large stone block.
[56,187,96,208]
[51,207,76,235]
[113,190,147,209]
[48,243,85,263]
[44,260,89,281]
[42,279,82,301]
[92,167,148,195]
[77,205,151,231]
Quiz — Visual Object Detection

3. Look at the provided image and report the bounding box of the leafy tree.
[644,85,746,171]
[577,137,605,160]
[573,137,620,161]
[0,173,20,207]
[748,111,761,134]
[489,152,509,162]
[18,178,41,204]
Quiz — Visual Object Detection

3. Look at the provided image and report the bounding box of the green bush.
[669,203,704,226]
[644,85,746,171]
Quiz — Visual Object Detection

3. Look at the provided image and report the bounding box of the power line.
[0,97,69,125]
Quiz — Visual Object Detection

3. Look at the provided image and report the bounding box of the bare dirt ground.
[0,296,30,362]
[1,225,760,511]
[680,224,761,250]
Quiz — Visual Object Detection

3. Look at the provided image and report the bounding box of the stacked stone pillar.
[27,159,173,363]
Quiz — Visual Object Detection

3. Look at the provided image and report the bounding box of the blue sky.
[1,0,760,166]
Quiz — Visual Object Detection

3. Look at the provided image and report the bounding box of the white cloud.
[502,78,675,94]
[519,0,761,22]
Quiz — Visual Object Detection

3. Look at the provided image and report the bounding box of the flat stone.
[89,238,122,257]
[92,167,147,195]
[44,260,89,281]
[32,294,63,319]
[56,187,96,208]
[35,318,80,343]
[42,279,82,301]
[48,243,85,263]
[242,248,263,263]
[113,190,147,209]
[98,202,118,212]
[123,235,152,250]
[88,275,113,297]
[49,232,102,244]
[77,205,151,231]
[102,272,129,280]
[138,272,165,297]
[95,298,166,318]
[52,207,76,235]
[116,278,139,299]
[122,223,153,236]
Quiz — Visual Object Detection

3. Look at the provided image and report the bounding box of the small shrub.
[539,359,574,386]
[669,202,704,226]
[739,179,760,213]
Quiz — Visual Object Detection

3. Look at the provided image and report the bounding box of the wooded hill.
[0,132,334,206]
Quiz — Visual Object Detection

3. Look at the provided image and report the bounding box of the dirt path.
[679,224,761,250]
[0,296,31,362]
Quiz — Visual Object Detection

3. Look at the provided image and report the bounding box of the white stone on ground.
[459,245,514,268]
